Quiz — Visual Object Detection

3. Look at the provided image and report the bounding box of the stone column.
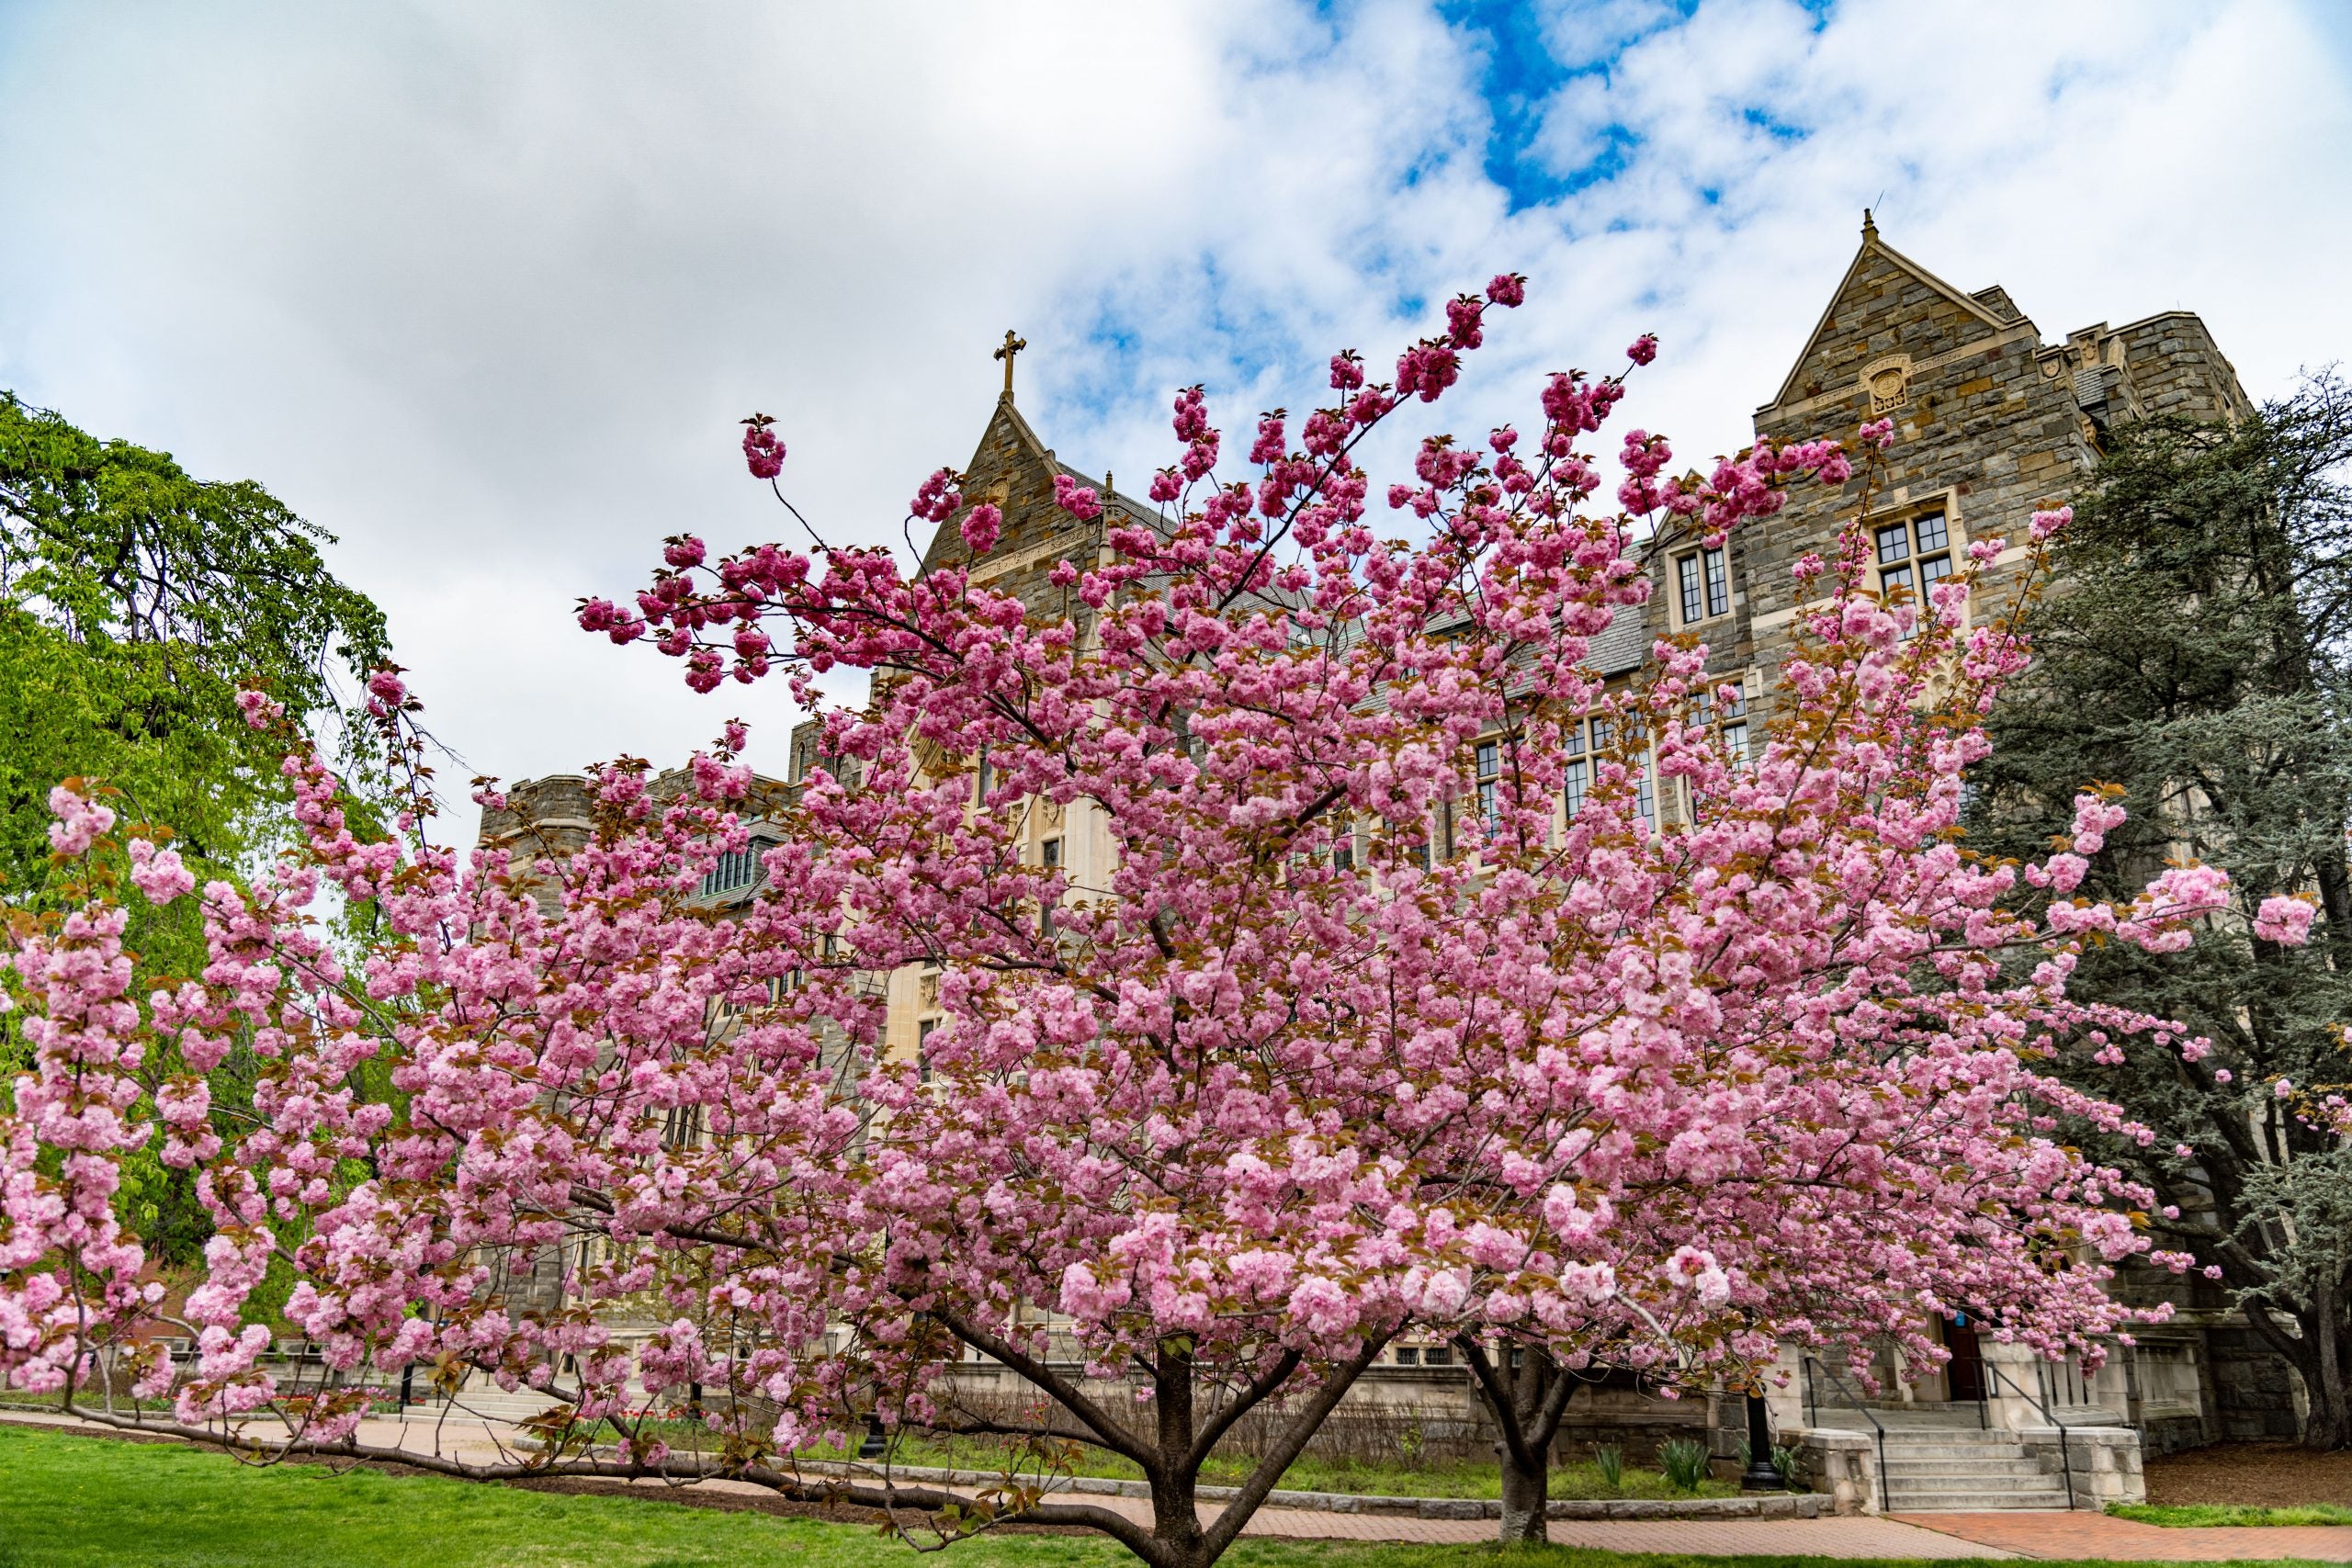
[1978,1339,2047,1432]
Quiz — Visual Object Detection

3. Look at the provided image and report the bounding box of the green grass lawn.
[2109,1501,2352,1528]
[0,1423,2333,1568]
[796,1432,1738,1501]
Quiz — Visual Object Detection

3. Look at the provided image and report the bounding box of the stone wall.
[2207,1325,2307,1442]
[1736,229,2092,732]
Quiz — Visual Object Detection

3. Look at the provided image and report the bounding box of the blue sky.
[2,0,2348,794]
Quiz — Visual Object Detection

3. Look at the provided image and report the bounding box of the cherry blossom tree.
[583,285,2238,1554]
[0,277,2268,1567]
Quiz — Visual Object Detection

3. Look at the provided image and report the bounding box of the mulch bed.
[2143,1441,2352,1507]
[504,1473,1084,1534]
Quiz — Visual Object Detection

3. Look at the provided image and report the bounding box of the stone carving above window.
[1861,355,1913,413]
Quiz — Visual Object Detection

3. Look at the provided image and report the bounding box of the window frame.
[700,833,777,897]
[1474,739,1501,832]
[1671,544,1732,628]
[1039,836,1062,936]
[1871,502,1962,637]
[1562,715,1653,826]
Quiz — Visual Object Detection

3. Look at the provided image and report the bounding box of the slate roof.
[1583,602,1652,676]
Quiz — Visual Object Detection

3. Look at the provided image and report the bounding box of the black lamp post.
[1741,1390,1787,1490]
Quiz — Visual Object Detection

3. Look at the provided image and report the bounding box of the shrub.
[1591,1444,1623,1490]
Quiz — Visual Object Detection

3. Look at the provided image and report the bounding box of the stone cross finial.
[993,330,1028,400]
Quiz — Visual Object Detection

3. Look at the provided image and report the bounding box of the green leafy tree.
[1977,374,2352,1448]
[1,390,400,1274]
[1,392,396,887]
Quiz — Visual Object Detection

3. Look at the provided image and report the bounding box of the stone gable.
[1765,231,2023,416]
[1634,221,2251,754]
[917,395,1117,626]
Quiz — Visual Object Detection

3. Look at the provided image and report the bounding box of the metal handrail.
[1980,1358,2075,1510]
[1801,1356,1887,1512]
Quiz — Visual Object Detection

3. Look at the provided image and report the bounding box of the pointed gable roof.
[919,393,1161,587]
[1762,217,2028,414]
[918,395,1069,576]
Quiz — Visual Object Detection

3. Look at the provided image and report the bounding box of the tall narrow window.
[1627,718,1654,826]
[1875,510,1955,637]
[1564,721,1589,818]
[1675,547,1728,624]
[1719,686,1750,768]
[917,1018,936,1084]
[1475,740,1500,832]
[1331,818,1355,873]
[1040,837,1061,936]
[975,745,991,804]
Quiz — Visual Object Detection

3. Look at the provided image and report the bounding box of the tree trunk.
[1497,1438,1549,1542]
[1148,1344,1213,1568]
[2301,1282,2351,1451]
[1458,1338,1577,1545]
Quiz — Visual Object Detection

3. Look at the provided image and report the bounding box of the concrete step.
[1883,1470,2072,1501]
[1882,1457,2045,1477]
[1872,1442,2032,1461]
[1888,1492,2072,1512]
[1813,1404,1987,1427]
[1883,1470,2067,1491]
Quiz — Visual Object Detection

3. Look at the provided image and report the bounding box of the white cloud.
[0,0,2344,811]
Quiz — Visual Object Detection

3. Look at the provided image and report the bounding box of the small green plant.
[1772,1443,1805,1492]
[1591,1443,1623,1490]
[1394,1414,1425,1469]
[1657,1437,1712,1493]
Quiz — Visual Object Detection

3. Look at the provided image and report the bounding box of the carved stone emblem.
[1862,355,1913,413]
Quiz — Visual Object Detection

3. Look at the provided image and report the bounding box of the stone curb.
[788,1459,1826,1520]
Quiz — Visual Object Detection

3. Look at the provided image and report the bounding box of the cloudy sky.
[4,0,2348,802]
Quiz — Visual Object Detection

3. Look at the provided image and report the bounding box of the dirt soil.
[2143,1441,2352,1506]
[507,1475,1087,1535]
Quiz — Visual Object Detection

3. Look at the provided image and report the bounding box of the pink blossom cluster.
[2254,895,2318,946]
[742,419,786,480]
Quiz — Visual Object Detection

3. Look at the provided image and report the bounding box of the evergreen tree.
[1979,374,2352,1448]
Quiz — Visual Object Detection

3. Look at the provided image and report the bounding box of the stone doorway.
[1944,1316,1988,1404]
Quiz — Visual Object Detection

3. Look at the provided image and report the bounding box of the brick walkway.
[1894,1510,2352,1562]
[1225,1505,2012,1554]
